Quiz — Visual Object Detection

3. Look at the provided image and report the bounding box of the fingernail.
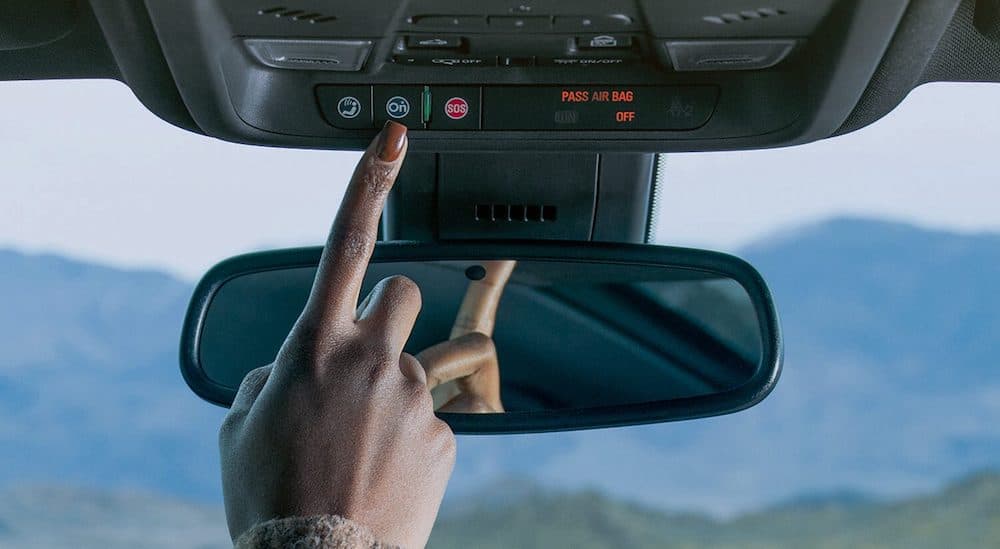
[376,121,407,162]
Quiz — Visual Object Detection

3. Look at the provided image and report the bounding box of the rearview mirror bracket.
[381,152,657,244]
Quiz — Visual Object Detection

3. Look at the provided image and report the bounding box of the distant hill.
[1,471,996,548]
[429,471,1000,549]
[446,218,1000,513]
[0,217,998,516]
[0,485,227,549]
[745,217,1000,389]
[0,250,225,501]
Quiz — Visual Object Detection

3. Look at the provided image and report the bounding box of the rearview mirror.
[180,242,781,433]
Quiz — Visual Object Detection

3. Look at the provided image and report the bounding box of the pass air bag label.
[483,86,718,131]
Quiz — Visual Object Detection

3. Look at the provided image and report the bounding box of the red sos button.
[444,97,470,120]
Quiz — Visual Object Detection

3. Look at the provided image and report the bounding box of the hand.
[219,122,456,548]
[417,260,517,413]
[419,332,503,413]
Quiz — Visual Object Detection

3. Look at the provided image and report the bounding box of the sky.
[1,79,999,280]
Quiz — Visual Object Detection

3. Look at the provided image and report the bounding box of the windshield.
[1,80,998,548]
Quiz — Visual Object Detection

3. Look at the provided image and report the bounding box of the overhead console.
[142,0,911,152]
[316,85,718,131]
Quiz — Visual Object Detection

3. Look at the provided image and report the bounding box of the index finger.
[306,121,408,322]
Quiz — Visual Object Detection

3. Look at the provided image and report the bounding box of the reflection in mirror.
[198,260,763,414]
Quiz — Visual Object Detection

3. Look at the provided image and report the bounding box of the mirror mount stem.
[381,152,658,245]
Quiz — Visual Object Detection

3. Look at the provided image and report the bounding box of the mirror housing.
[180,242,782,433]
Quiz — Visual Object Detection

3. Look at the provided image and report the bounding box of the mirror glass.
[198,259,763,414]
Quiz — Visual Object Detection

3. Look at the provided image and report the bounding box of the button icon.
[373,87,424,128]
[405,36,463,49]
[430,57,489,66]
[427,86,480,129]
[666,97,694,118]
[590,35,618,48]
[554,110,579,124]
[577,35,633,50]
[548,57,628,66]
[444,97,470,120]
[385,96,411,119]
[336,96,362,119]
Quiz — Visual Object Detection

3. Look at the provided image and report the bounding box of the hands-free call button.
[337,96,362,119]
[373,86,425,129]
[315,85,372,129]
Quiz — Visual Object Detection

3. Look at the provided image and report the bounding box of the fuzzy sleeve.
[234,515,398,549]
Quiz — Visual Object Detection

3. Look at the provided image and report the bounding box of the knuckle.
[401,352,428,385]
[355,342,397,385]
[328,225,375,260]
[364,338,397,365]
[228,365,271,414]
[398,351,419,368]
[434,420,458,459]
[239,365,271,389]
[218,411,243,444]
[408,379,434,409]
[364,362,391,387]
[282,321,352,370]
[360,155,398,198]
[465,331,495,353]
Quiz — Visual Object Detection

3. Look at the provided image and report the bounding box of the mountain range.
[449,218,1000,513]
[430,471,1000,549]
[0,217,998,517]
[1,471,997,548]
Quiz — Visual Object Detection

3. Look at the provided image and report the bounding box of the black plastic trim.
[179,241,783,434]
[90,0,201,134]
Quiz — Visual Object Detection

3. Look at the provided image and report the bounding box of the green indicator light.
[422,86,432,124]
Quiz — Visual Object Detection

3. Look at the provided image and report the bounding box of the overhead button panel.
[317,86,717,132]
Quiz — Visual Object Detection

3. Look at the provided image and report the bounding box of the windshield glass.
[1,80,998,548]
